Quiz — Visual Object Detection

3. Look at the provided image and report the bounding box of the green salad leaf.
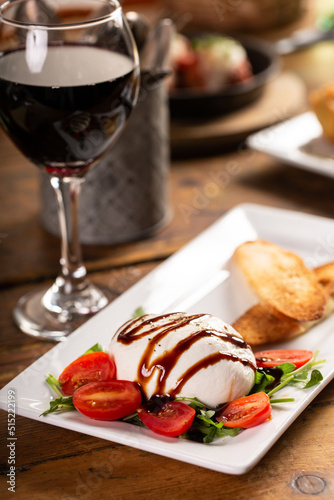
[122,412,146,427]
[83,343,106,355]
[42,372,75,416]
[267,350,325,398]
[276,362,296,376]
[249,370,275,395]
[41,396,75,416]
[132,306,146,318]
[45,372,63,398]
[175,397,240,443]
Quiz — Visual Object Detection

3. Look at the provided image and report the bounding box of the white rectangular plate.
[247,111,334,178]
[1,203,334,475]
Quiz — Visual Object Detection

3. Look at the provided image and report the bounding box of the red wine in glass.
[0,44,137,176]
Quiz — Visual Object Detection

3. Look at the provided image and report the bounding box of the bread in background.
[310,83,334,142]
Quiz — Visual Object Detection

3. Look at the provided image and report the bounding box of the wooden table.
[1,8,334,499]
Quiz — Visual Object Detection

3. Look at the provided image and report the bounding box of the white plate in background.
[247,111,334,178]
[1,203,334,475]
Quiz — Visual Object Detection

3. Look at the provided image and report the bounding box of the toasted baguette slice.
[232,261,334,346]
[233,294,334,346]
[232,304,304,346]
[234,240,326,322]
[314,261,334,297]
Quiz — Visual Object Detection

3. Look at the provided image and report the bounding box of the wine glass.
[0,0,140,340]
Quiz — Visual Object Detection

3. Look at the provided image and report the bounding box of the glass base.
[13,283,113,342]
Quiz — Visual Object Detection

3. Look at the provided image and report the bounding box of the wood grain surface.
[1,1,334,498]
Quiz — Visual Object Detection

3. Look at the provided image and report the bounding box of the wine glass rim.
[0,0,122,30]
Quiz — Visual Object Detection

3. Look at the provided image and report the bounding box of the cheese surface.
[109,313,256,407]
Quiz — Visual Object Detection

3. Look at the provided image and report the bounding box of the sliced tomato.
[72,380,141,420]
[216,392,271,429]
[137,401,196,437]
[254,349,313,369]
[59,351,116,395]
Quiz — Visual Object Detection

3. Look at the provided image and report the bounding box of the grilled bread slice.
[232,304,303,346]
[232,296,334,346]
[233,240,326,322]
[314,261,334,297]
[232,259,334,346]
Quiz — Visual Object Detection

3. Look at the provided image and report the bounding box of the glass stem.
[50,176,88,294]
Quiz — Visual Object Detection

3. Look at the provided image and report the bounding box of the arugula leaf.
[304,369,323,388]
[42,372,75,416]
[289,368,323,389]
[276,362,296,375]
[249,370,275,395]
[190,409,240,444]
[267,375,294,398]
[176,398,240,443]
[45,372,63,397]
[41,396,75,416]
[175,396,207,410]
[198,409,216,420]
[202,426,217,444]
[122,412,146,427]
[132,306,146,318]
[270,398,295,404]
[266,350,325,397]
[83,343,106,355]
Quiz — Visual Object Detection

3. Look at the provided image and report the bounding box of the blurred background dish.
[169,33,254,93]
[169,34,280,118]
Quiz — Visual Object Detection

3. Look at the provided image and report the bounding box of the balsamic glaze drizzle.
[116,313,256,397]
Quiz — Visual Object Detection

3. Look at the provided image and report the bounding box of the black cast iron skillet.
[169,28,334,120]
[169,35,280,119]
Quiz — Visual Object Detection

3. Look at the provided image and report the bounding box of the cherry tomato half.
[216,392,271,429]
[254,349,313,369]
[137,401,196,437]
[72,380,141,420]
[59,351,116,395]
